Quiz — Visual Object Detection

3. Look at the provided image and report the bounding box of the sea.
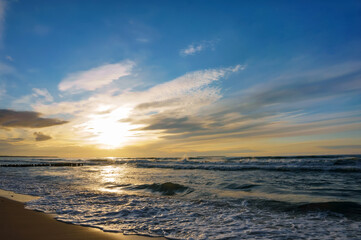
[0,155,361,239]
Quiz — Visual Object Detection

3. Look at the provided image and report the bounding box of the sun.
[82,107,141,149]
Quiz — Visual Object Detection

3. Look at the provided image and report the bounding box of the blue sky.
[0,0,361,157]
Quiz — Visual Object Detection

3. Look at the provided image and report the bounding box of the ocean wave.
[294,201,361,220]
[129,162,361,173]
[103,156,361,173]
[222,183,260,190]
[123,182,191,196]
[245,199,361,220]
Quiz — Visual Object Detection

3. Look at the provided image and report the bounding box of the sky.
[0,0,361,157]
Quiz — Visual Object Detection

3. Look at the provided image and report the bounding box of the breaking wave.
[110,155,361,173]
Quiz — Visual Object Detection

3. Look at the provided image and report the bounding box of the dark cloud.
[0,109,68,128]
[139,116,205,133]
[252,70,360,105]
[229,68,361,115]
[164,121,268,140]
[135,98,181,111]
[130,107,269,140]
[178,66,361,140]
[33,132,52,141]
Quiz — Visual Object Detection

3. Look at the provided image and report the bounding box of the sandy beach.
[0,195,165,240]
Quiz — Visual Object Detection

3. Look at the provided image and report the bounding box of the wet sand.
[0,196,165,240]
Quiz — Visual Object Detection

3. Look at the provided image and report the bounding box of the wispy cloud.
[32,88,53,102]
[33,64,244,149]
[40,64,244,116]
[125,61,361,147]
[125,64,245,126]
[145,64,242,98]
[29,60,361,155]
[58,60,134,92]
[13,88,54,108]
[180,40,217,56]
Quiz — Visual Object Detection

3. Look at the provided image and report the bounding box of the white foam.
[25,193,361,239]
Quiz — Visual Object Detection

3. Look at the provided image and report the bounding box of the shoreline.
[0,190,165,240]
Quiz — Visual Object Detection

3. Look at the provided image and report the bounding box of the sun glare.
[82,107,140,149]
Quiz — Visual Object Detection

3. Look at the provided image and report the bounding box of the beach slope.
[0,197,163,240]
